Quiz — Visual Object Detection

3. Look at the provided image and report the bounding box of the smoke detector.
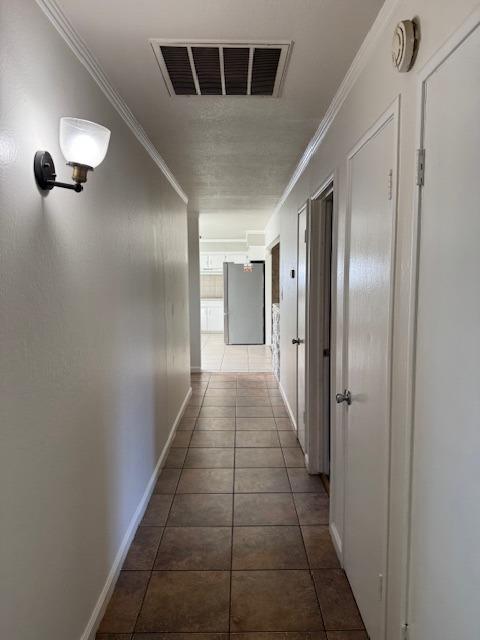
[150,40,292,97]
[392,20,417,72]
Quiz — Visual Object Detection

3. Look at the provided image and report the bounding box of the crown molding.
[273,0,400,215]
[35,0,188,204]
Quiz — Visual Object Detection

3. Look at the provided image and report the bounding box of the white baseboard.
[190,366,202,373]
[81,385,192,640]
[279,381,297,431]
[329,521,343,566]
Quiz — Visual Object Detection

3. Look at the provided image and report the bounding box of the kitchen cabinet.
[201,299,224,333]
[200,254,210,271]
[200,252,248,273]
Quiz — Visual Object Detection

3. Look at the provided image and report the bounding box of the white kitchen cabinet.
[200,254,210,271]
[209,254,226,271]
[201,299,224,333]
[200,252,248,273]
[201,305,208,332]
[208,304,224,332]
[229,253,248,264]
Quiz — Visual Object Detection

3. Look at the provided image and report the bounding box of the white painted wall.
[264,214,280,350]
[200,241,248,253]
[188,212,201,370]
[247,245,266,261]
[200,211,271,238]
[264,208,281,249]
[0,2,190,639]
[264,1,480,637]
[265,250,272,346]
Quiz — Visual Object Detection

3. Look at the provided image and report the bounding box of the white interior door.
[296,207,308,449]
[408,21,480,640]
[343,109,397,640]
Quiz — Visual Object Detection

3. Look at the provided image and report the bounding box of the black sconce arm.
[45,179,83,192]
[34,151,86,193]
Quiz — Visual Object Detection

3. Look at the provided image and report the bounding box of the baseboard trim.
[81,386,192,640]
[279,381,297,431]
[190,366,202,373]
[330,521,343,565]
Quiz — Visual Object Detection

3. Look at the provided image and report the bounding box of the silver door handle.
[292,338,304,345]
[336,389,352,405]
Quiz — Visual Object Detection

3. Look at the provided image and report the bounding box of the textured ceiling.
[57,0,384,216]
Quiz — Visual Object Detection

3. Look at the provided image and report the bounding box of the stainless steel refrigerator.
[223,262,265,344]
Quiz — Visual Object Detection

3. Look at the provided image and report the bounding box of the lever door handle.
[336,389,352,405]
[292,338,305,345]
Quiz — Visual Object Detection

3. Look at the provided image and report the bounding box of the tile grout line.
[285,452,328,635]
[229,382,237,633]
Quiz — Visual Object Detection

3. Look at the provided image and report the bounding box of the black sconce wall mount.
[34,151,91,193]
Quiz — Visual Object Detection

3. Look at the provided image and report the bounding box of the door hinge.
[378,574,385,601]
[304,228,307,243]
[401,623,409,640]
[388,169,393,200]
[416,148,425,186]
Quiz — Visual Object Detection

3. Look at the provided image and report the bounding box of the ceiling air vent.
[150,40,292,97]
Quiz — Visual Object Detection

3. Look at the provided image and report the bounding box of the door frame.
[403,9,480,633]
[342,97,400,639]
[304,177,335,474]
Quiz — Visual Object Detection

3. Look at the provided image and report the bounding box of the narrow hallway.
[97,372,365,639]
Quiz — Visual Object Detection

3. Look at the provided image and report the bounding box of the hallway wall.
[188,211,202,370]
[0,2,190,639]
[265,0,480,638]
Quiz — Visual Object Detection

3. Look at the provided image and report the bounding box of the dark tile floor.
[97,372,366,640]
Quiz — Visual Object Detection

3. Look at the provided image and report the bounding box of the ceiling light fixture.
[34,118,111,193]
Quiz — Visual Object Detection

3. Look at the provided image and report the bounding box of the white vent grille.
[150,40,292,97]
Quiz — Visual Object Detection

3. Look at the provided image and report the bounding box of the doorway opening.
[296,184,334,480]
[309,186,333,481]
[199,225,272,373]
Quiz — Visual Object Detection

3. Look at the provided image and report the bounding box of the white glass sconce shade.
[59,117,111,168]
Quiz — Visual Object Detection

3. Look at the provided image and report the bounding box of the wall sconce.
[34,117,111,193]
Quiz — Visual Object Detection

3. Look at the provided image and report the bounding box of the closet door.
[408,21,480,640]
[343,107,397,640]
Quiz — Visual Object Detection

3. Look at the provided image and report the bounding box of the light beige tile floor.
[201,332,273,372]
[96,373,366,640]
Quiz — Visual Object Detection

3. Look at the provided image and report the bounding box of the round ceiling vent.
[392,20,416,72]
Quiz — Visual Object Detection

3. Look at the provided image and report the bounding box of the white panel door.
[408,22,480,640]
[296,207,308,449]
[343,112,396,640]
